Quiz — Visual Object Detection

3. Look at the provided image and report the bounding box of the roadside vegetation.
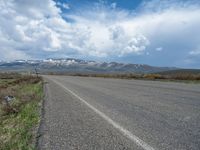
[46,70,200,83]
[0,73,43,150]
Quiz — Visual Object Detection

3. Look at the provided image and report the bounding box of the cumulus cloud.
[0,0,200,68]
[121,35,150,56]
[0,0,64,59]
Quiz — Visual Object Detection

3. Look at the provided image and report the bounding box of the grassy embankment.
[0,73,43,150]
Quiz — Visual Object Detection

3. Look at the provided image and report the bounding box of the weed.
[0,74,43,150]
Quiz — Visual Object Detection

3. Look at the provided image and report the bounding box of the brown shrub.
[170,73,200,80]
[0,72,21,79]
[143,74,166,79]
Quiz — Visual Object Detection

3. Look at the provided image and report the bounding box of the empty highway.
[38,75,200,150]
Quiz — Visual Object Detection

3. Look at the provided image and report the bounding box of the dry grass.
[56,72,200,82]
[169,73,200,80]
[143,74,166,80]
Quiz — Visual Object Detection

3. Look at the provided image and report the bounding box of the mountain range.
[0,58,177,74]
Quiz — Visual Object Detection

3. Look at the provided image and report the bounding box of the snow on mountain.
[0,58,177,73]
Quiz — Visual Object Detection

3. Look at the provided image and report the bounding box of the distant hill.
[0,58,177,74]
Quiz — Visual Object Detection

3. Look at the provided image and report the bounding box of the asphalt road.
[38,75,200,150]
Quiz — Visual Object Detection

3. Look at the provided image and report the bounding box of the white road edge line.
[51,78,156,150]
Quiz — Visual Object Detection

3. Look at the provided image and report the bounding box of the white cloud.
[0,47,29,60]
[189,51,200,55]
[121,35,150,56]
[0,0,200,68]
[63,1,200,62]
[57,2,70,10]
[62,3,70,9]
[189,47,200,55]
[0,0,67,60]
[156,47,163,51]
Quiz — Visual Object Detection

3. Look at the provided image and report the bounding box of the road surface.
[37,75,200,150]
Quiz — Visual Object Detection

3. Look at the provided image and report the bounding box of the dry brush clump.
[0,72,22,80]
[142,73,200,81]
[169,73,200,80]
[143,74,167,80]
[71,72,200,81]
[45,71,200,81]
[0,75,42,88]
[70,73,143,79]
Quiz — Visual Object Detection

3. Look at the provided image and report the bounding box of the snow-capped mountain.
[0,58,177,73]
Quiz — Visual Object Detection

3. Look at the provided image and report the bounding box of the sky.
[0,0,200,68]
